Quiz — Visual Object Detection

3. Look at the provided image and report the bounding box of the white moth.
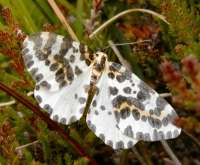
[22,32,181,149]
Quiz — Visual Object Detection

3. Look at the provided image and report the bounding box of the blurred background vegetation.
[0,0,200,164]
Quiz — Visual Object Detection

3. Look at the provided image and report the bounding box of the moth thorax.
[90,52,107,85]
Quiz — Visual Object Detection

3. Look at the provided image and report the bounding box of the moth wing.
[22,32,92,124]
[34,65,92,125]
[104,62,181,142]
[86,71,138,149]
[22,32,89,92]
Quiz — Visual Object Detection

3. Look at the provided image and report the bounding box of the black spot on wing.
[43,32,57,55]
[112,95,144,110]
[116,141,124,149]
[50,63,59,71]
[69,54,75,63]
[75,66,82,75]
[28,32,43,51]
[109,86,118,95]
[120,107,131,119]
[100,105,105,111]
[59,37,73,56]
[78,97,86,104]
[123,87,132,94]
[124,125,134,137]
[132,109,140,120]
[109,62,122,72]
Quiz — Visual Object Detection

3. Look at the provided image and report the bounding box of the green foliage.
[0,0,200,164]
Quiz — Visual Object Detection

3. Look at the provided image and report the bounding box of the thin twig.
[161,140,182,165]
[119,150,129,165]
[108,40,132,71]
[132,147,148,165]
[15,140,39,151]
[183,129,200,148]
[0,91,33,107]
[160,93,172,98]
[0,100,15,107]
[47,0,79,41]
[0,82,97,165]
[163,158,178,165]
[89,8,169,39]
[104,40,151,50]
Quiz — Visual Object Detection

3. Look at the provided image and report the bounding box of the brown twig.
[108,40,132,71]
[15,140,39,151]
[160,93,172,98]
[132,147,148,165]
[0,81,97,165]
[47,0,79,41]
[161,140,182,165]
[183,129,200,148]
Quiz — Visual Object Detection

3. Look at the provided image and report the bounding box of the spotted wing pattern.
[95,61,181,143]
[86,71,138,149]
[34,66,92,124]
[22,32,93,124]
[22,33,181,149]
[22,32,91,92]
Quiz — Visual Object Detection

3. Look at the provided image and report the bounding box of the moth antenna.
[102,39,152,51]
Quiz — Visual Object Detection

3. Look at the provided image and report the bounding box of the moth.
[22,32,181,149]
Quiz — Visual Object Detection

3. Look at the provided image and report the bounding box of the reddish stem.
[0,81,97,165]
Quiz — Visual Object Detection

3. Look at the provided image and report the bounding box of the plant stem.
[47,0,79,41]
[108,40,132,71]
[89,8,169,39]
[0,91,33,107]
[15,140,39,151]
[160,93,172,98]
[183,129,200,148]
[161,140,182,165]
[132,147,148,165]
[0,81,97,165]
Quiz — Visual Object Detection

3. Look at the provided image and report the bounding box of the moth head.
[91,52,108,77]
[94,52,108,64]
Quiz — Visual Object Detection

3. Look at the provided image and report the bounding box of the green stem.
[48,0,79,41]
